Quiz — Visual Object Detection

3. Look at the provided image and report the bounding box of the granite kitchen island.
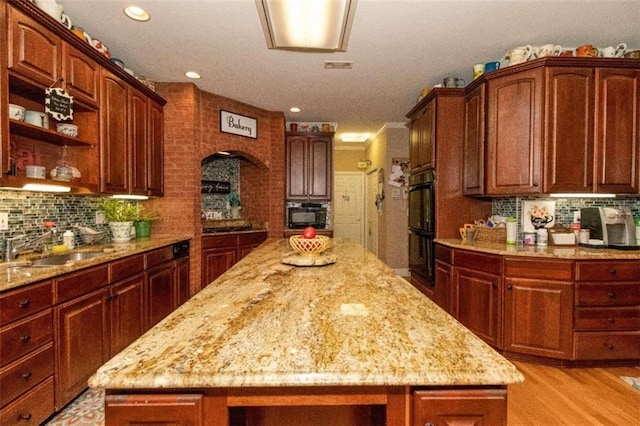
[89,238,523,425]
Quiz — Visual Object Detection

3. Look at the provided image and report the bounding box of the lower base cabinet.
[0,377,54,426]
[201,232,268,287]
[413,388,507,426]
[105,394,204,425]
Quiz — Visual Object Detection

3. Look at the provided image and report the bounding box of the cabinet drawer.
[238,232,268,246]
[505,257,573,280]
[0,281,52,326]
[575,307,640,331]
[0,343,53,407]
[0,376,54,426]
[576,283,640,306]
[435,244,453,264]
[0,310,52,367]
[146,246,174,268]
[110,254,144,282]
[454,249,502,274]
[55,265,109,303]
[574,332,640,360]
[202,235,237,249]
[576,261,640,282]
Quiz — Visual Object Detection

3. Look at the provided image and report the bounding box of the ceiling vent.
[324,60,353,70]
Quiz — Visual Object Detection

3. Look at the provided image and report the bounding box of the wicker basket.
[474,226,506,243]
[289,235,331,256]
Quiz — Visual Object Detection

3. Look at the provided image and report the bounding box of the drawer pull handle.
[610,269,617,275]
[607,317,615,323]
[19,299,31,309]
[606,343,615,350]
[608,292,616,298]
[19,413,32,421]
[21,371,32,379]
[20,335,31,343]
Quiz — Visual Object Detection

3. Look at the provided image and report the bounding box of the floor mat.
[620,376,640,391]
[45,388,105,425]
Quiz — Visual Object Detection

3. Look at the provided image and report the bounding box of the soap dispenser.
[63,230,75,250]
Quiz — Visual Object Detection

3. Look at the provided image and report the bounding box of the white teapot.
[33,0,72,29]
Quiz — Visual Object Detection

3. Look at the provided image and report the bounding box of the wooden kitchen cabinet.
[463,84,485,195]
[413,388,507,426]
[201,232,267,287]
[485,67,544,195]
[409,99,435,172]
[105,393,204,425]
[434,244,454,314]
[285,132,333,201]
[62,43,100,107]
[503,257,574,360]
[146,245,191,328]
[147,100,165,197]
[454,250,503,349]
[100,69,129,193]
[109,274,145,356]
[130,88,149,195]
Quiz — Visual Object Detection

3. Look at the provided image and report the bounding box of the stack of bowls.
[9,104,25,121]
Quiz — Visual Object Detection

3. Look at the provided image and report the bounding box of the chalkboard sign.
[201,180,231,194]
[45,88,74,121]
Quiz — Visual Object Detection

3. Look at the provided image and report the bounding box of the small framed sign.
[220,110,257,139]
[45,88,74,121]
[201,180,231,194]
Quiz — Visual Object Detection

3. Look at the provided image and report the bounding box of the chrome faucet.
[4,228,58,262]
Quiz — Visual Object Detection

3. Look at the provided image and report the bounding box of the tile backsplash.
[0,190,112,249]
[201,157,239,219]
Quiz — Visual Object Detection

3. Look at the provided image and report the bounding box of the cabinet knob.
[507,284,512,290]
[608,292,616,298]
[20,335,31,343]
[533,182,539,187]
[19,299,31,309]
[609,268,617,275]
[607,317,615,323]
[21,371,32,379]
[425,423,435,426]
[492,282,498,288]
[19,413,32,421]
[606,343,615,350]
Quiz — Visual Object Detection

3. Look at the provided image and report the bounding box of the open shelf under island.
[89,238,523,425]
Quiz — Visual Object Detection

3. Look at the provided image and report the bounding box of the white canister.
[506,221,517,245]
[536,228,548,246]
[62,230,75,249]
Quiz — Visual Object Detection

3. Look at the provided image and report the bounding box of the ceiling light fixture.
[123,5,150,22]
[111,194,149,200]
[255,0,357,52]
[290,107,300,113]
[341,133,370,143]
[550,193,616,198]
[185,71,201,79]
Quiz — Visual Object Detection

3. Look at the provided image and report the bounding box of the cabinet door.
[148,100,165,197]
[504,277,574,359]
[100,70,129,193]
[105,394,204,425]
[463,84,485,195]
[8,6,61,86]
[201,247,237,287]
[176,257,190,307]
[544,67,595,193]
[418,101,435,169]
[413,389,507,426]
[129,88,148,195]
[62,43,100,106]
[455,267,502,348]
[486,68,543,195]
[55,288,109,409]
[434,259,453,314]
[286,135,308,199]
[146,262,176,329]
[308,136,332,200]
[109,274,145,357]
[595,68,640,194]
[409,117,421,172]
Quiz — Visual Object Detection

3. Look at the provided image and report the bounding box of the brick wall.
[150,83,285,295]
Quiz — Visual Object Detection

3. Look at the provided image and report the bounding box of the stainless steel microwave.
[288,205,327,229]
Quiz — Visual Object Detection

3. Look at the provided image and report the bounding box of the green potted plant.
[133,205,160,239]
[228,192,241,219]
[98,199,139,243]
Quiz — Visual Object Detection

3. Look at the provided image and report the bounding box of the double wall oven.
[408,169,435,285]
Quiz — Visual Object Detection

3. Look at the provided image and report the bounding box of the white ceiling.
[57,0,640,144]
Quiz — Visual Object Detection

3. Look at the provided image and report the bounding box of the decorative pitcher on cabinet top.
[33,0,72,29]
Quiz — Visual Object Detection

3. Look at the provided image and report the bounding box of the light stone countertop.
[436,238,640,260]
[0,236,191,293]
[89,238,523,390]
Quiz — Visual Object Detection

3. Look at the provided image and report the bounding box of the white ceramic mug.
[600,46,617,58]
[505,45,533,65]
[535,44,562,58]
[33,0,72,28]
[615,42,627,58]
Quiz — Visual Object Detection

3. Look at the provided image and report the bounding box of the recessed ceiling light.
[290,107,300,113]
[185,71,201,79]
[123,5,150,22]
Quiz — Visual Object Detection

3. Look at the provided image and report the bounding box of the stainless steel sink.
[29,251,106,267]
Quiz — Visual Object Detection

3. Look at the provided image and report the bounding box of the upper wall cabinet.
[285,132,333,201]
[463,58,640,196]
[2,0,165,195]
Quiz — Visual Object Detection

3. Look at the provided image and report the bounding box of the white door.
[334,172,365,245]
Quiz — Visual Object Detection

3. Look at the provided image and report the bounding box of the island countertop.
[89,238,523,390]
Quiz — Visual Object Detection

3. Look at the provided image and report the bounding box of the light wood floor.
[508,361,640,425]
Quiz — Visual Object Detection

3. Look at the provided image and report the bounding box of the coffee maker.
[580,207,638,248]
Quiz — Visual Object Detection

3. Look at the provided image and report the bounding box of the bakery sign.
[45,88,74,121]
[220,110,257,139]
